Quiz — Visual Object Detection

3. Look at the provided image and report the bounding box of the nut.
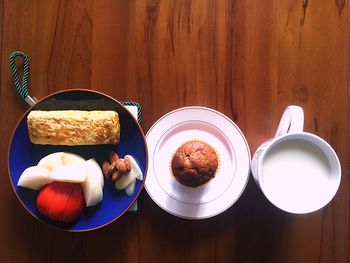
[124,156,131,173]
[103,151,131,181]
[102,161,111,177]
[108,162,118,174]
[112,170,123,181]
[115,159,126,173]
[110,151,120,163]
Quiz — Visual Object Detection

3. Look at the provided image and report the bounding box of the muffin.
[171,140,219,188]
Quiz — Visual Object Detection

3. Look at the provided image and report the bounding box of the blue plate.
[8,89,148,232]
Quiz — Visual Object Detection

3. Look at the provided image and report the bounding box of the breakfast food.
[82,159,104,207]
[171,140,219,187]
[102,151,143,196]
[36,182,85,223]
[50,163,86,183]
[27,110,120,145]
[18,152,104,223]
[115,155,143,196]
[102,151,131,181]
[18,152,104,210]
[17,166,52,191]
[17,150,142,223]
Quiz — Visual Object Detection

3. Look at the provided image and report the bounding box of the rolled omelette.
[27,110,120,145]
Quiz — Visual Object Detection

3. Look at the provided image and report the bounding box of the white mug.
[251,105,341,214]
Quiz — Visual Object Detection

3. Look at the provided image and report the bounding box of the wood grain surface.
[1,0,349,262]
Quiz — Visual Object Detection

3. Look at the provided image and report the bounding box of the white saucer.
[145,106,251,219]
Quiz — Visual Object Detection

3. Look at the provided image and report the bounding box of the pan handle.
[9,51,142,124]
[9,51,37,106]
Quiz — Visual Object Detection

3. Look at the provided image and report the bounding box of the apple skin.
[36,182,85,223]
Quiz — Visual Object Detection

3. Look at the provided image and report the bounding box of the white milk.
[261,139,333,212]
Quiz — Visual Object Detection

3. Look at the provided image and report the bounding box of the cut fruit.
[114,155,143,197]
[86,158,104,187]
[62,152,86,166]
[36,182,85,223]
[81,179,103,207]
[115,173,135,190]
[125,179,136,196]
[17,166,52,190]
[37,152,64,171]
[125,155,143,180]
[50,163,86,183]
[81,159,104,207]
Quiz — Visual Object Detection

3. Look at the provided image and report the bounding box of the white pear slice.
[125,178,136,196]
[125,155,143,180]
[37,152,64,171]
[85,158,104,187]
[62,152,86,166]
[50,163,86,183]
[115,173,135,190]
[81,174,103,207]
[114,155,143,196]
[83,183,103,207]
[17,166,52,190]
[81,159,104,207]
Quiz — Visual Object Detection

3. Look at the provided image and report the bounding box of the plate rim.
[145,106,251,219]
[7,89,149,232]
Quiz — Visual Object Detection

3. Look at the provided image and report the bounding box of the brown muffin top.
[171,140,219,188]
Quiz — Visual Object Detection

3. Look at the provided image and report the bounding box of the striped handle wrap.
[9,51,30,99]
[121,101,142,125]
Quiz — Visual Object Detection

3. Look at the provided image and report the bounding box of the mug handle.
[274,105,304,137]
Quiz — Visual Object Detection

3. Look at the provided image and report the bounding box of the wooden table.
[1,1,348,262]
